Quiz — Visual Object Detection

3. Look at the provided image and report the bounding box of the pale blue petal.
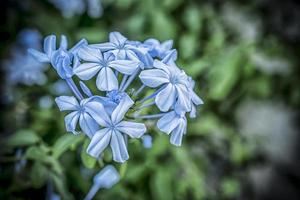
[90,42,115,51]
[96,67,118,91]
[116,121,146,138]
[44,35,56,57]
[155,84,176,112]
[87,128,111,157]
[109,60,139,75]
[189,104,197,118]
[93,165,120,188]
[79,112,99,138]
[55,96,79,111]
[162,49,177,64]
[69,39,88,54]
[28,49,50,62]
[109,32,127,46]
[110,130,129,163]
[157,111,180,134]
[139,69,169,88]
[64,111,79,133]
[153,59,172,75]
[111,94,134,124]
[175,85,192,112]
[85,101,111,127]
[161,40,173,50]
[60,35,68,49]
[73,63,101,80]
[78,46,103,62]
[142,135,152,149]
[170,118,187,146]
[191,90,204,105]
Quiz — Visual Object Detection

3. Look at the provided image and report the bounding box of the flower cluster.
[49,0,103,18]
[29,32,203,163]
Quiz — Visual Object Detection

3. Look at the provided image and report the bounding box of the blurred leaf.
[183,5,202,33]
[6,130,40,147]
[52,134,84,159]
[221,178,240,198]
[76,28,107,43]
[151,167,173,200]
[151,10,177,40]
[30,162,48,188]
[81,138,97,169]
[179,33,198,59]
[50,172,73,200]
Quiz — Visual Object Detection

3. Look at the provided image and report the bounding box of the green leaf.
[30,162,48,188]
[49,172,73,200]
[81,138,97,169]
[52,134,84,159]
[221,178,240,198]
[151,167,173,200]
[6,130,40,147]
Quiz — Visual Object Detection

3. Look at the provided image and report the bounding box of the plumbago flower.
[29,31,203,164]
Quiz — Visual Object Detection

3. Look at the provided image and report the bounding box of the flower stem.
[121,68,140,92]
[139,86,164,103]
[119,75,128,90]
[84,184,101,200]
[66,78,84,100]
[134,84,146,97]
[133,113,165,119]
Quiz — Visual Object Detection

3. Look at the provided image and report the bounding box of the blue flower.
[84,165,119,200]
[87,95,146,163]
[142,135,152,149]
[143,38,173,59]
[49,0,85,18]
[28,35,88,79]
[90,32,147,60]
[139,59,191,112]
[157,110,187,146]
[74,45,139,91]
[86,0,103,18]
[55,96,110,138]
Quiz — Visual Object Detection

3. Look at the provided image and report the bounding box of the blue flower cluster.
[3,29,48,86]
[49,0,103,18]
[29,32,203,163]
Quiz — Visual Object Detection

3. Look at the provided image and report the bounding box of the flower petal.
[170,118,187,146]
[175,85,192,112]
[44,35,56,57]
[116,121,146,138]
[111,94,134,124]
[139,69,169,88]
[69,39,88,54]
[64,111,79,133]
[109,32,127,46]
[157,111,180,134]
[155,84,176,112]
[28,49,50,62]
[73,63,102,80]
[109,60,139,75]
[85,101,111,127]
[78,46,103,62]
[60,35,68,49]
[191,90,204,105]
[79,112,99,138]
[110,130,129,163]
[87,128,111,157]
[90,42,115,51]
[96,67,118,91]
[55,96,79,111]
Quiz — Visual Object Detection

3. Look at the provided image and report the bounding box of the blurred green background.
[1,0,300,199]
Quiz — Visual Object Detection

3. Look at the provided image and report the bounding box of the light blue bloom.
[49,0,85,18]
[87,95,146,163]
[28,35,87,79]
[90,32,147,61]
[4,52,48,86]
[142,135,152,149]
[139,59,191,112]
[55,96,110,138]
[18,29,42,49]
[87,0,103,18]
[39,95,53,109]
[157,110,187,146]
[84,165,119,200]
[143,38,173,59]
[51,80,71,95]
[74,45,139,91]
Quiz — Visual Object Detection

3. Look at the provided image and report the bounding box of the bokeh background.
[1,0,300,199]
